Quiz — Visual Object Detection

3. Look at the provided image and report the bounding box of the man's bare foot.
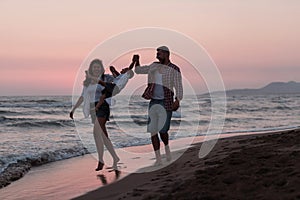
[154,160,162,166]
[165,145,172,161]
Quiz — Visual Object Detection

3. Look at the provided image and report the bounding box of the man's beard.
[158,57,165,64]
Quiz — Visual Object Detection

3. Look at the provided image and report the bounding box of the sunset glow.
[1,0,299,95]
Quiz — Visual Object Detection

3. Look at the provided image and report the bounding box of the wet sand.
[73,129,300,200]
[1,129,299,199]
[0,132,198,199]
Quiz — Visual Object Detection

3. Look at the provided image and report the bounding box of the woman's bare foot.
[112,157,120,170]
[95,161,104,171]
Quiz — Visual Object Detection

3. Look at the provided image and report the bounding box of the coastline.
[1,129,299,199]
[73,128,300,200]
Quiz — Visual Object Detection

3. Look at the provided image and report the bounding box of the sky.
[1,0,299,96]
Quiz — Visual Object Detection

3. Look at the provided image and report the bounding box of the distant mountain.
[225,81,300,95]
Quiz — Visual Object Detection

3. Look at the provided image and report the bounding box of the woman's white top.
[81,75,113,118]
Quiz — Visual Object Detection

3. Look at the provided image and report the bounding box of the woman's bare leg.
[93,120,105,170]
[97,117,120,168]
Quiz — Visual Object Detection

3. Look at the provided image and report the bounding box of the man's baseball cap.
[157,46,170,52]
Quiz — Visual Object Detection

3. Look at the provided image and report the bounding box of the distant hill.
[225,81,300,95]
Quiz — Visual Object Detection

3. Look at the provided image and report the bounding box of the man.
[134,46,183,165]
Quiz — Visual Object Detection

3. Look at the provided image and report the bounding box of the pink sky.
[1,0,299,95]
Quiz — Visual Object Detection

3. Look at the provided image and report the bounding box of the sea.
[0,94,299,187]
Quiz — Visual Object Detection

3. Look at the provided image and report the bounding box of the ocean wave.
[230,105,293,113]
[198,120,210,125]
[225,118,241,123]
[0,146,89,188]
[39,110,58,114]
[8,119,75,128]
[0,110,20,115]
[113,112,182,120]
[108,119,148,126]
[131,119,148,126]
[0,116,35,123]
[38,110,68,115]
[0,99,61,104]
[0,116,36,122]
[0,109,68,119]
[31,99,61,103]
[0,160,31,188]
[113,114,148,120]
[113,137,150,148]
[108,119,192,127]
[0,116,10,122]
[274,105,292,110]
[0,103,69,109]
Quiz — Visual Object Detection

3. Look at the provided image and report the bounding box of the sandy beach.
[72,129,300,200]
[1,129,299,200]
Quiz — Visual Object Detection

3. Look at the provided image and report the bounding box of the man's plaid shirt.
[135,62,183,111]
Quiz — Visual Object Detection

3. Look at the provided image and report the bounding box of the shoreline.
[2,127,294,189]
[1,128,299,199]
[73,128,300,200]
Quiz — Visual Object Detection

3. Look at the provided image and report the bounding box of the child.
[95,60,135,110]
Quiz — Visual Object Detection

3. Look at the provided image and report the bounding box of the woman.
[70,59,103,123]
[70,59,119,171]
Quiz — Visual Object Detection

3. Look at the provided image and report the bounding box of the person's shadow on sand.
[97,174,107,185]
[97,170,121,185]
[114,169,121,179]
